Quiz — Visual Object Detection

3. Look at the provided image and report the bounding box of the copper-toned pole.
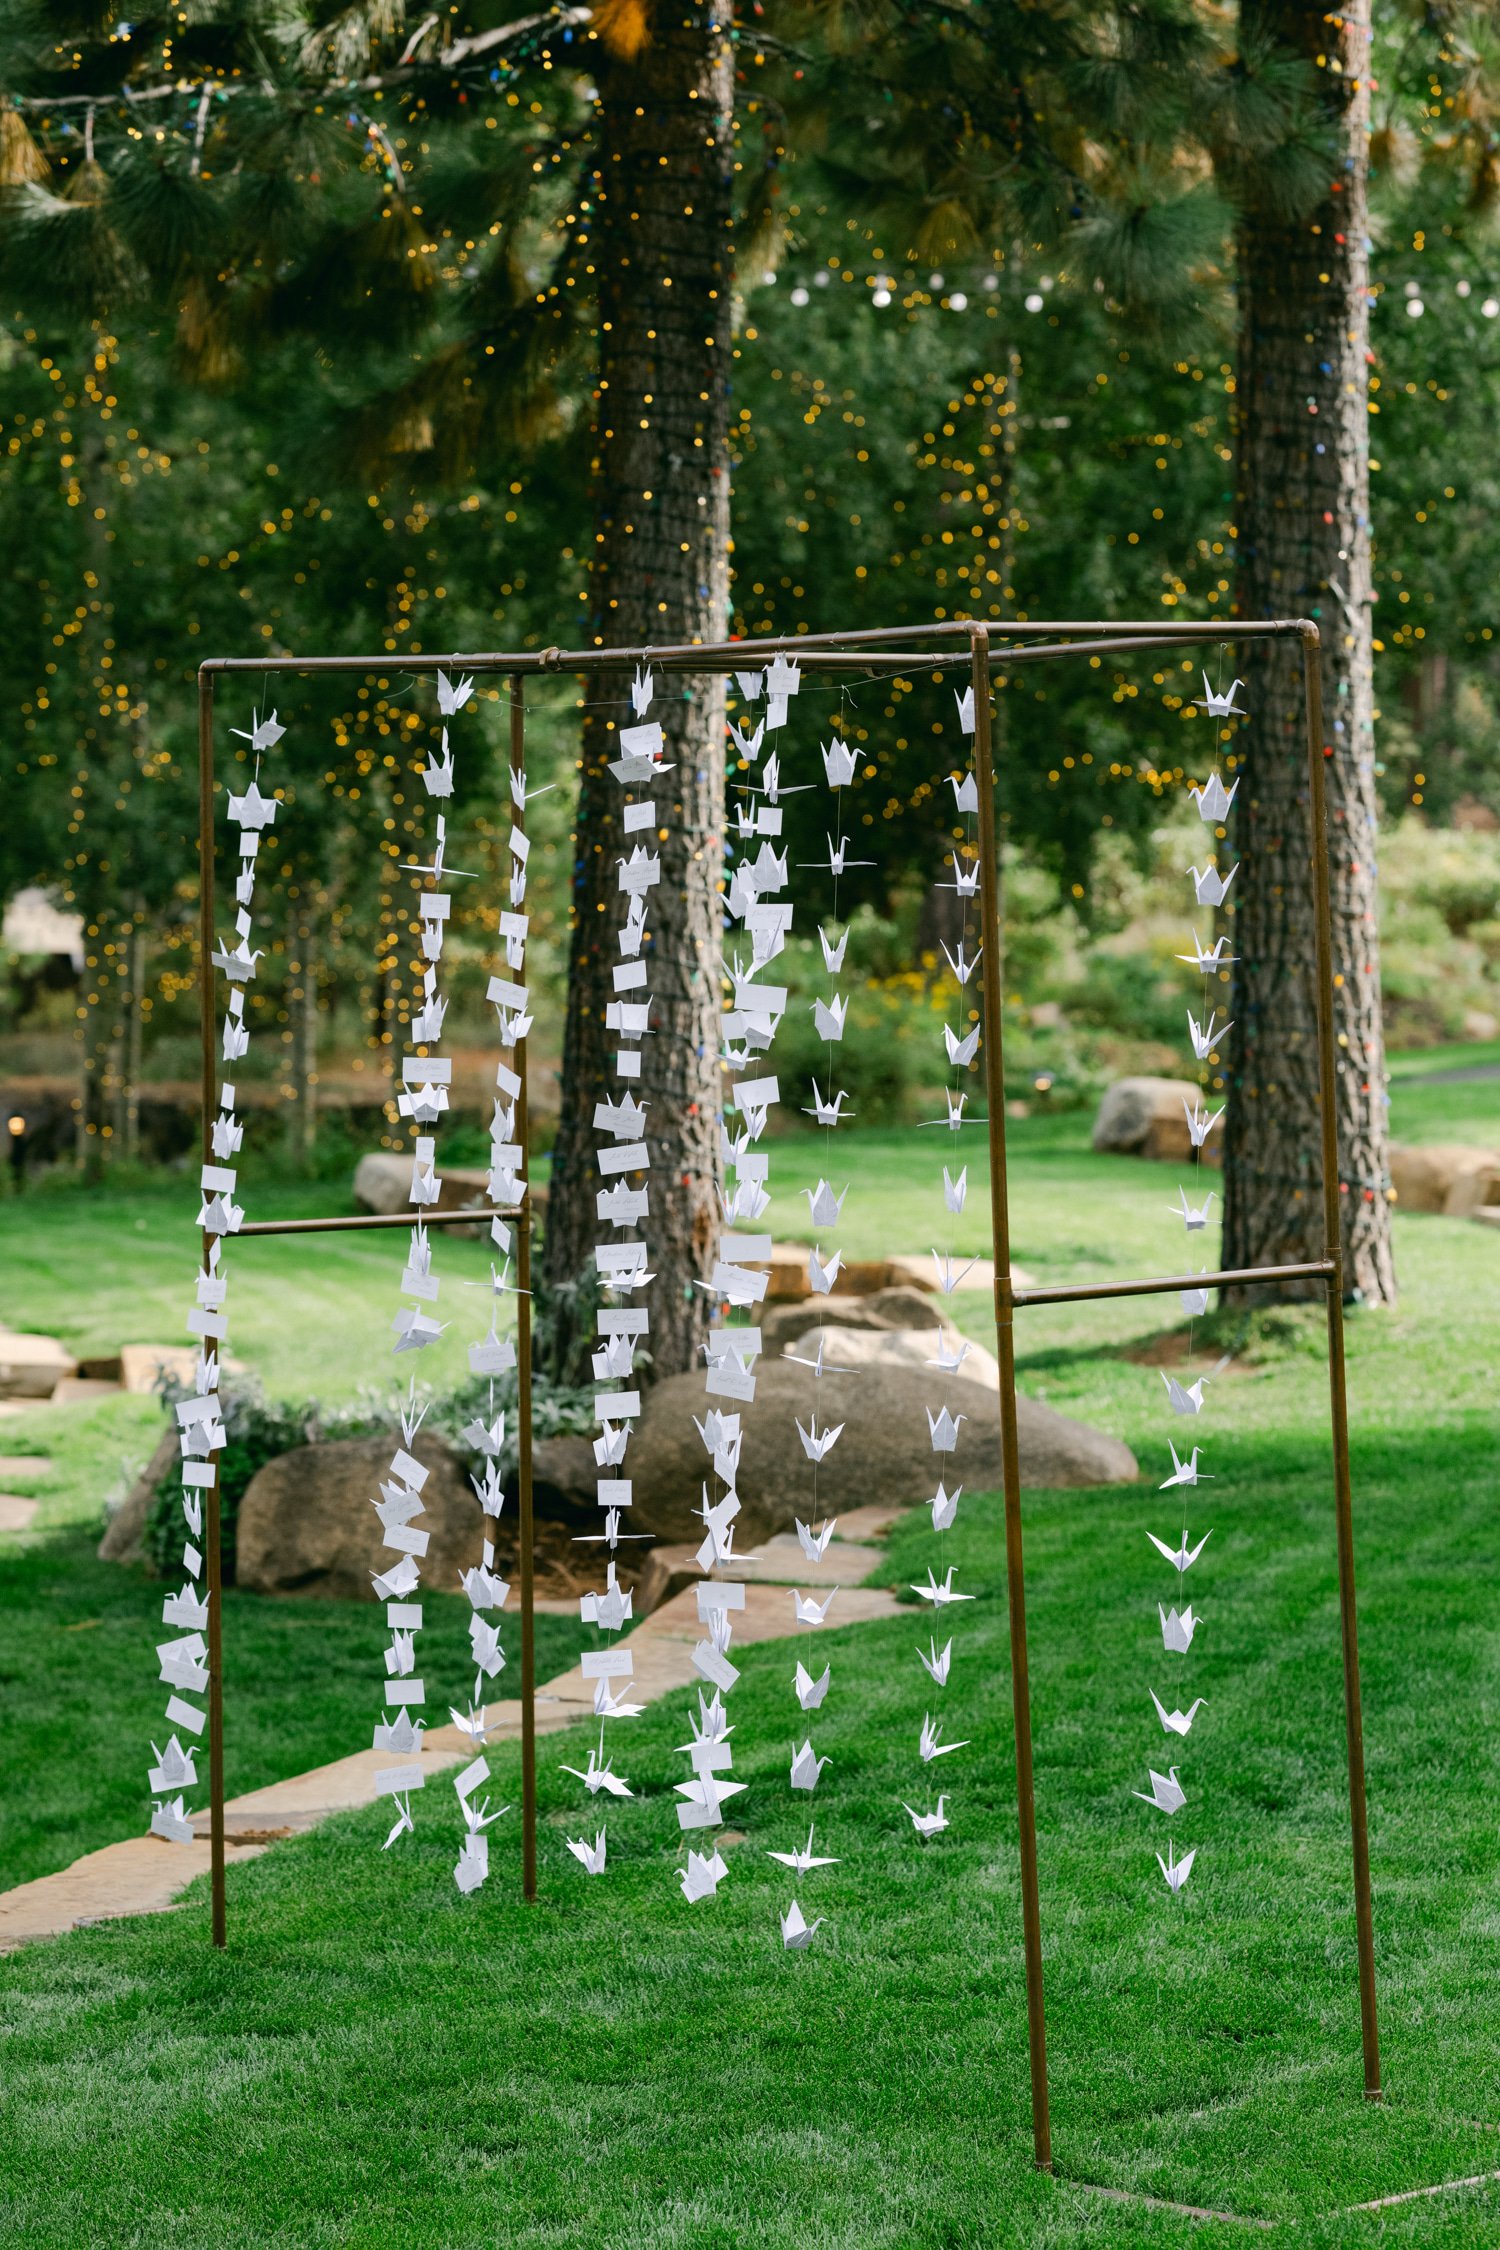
[1013,1258,1334,1309]
[971,626,1051,2170]
[235,1206,521,1239]
[196,668,227,1951]
[1302,625,1381,2098]
[509,675,539,1904]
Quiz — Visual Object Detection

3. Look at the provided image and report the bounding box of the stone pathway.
[0,1510,906,1952]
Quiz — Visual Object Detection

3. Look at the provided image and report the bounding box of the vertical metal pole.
[1301,625,1381,2097]
[971,627,1052,2169]
[197,669,227,1951]
[509,676,538,1903]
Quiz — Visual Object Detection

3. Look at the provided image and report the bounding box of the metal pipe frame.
[193,615,1379,2152]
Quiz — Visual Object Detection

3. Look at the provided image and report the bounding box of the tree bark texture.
[543,0,734,1381]
[1225,0,1395,1304]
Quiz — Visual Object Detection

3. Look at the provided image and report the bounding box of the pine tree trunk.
[1224,0,1394,1305]
[292,905,318,1167]
[123,919,145,1162]
[543,1,734,1381]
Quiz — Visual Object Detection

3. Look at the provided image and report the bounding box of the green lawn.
[2,1125,1500,2241]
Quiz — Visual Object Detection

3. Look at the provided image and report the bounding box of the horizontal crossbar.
[197,617,1311,681]
[233,1205,518,1239]
[1011,1259,1334,1308]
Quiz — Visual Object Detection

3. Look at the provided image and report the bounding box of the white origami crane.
[631,663,654,716]
[679,1847,728,1903]
[1161,1370,1209,1416]
[230,710,286,756]
[904,1798,949,1840]
[790,1739,829,1792]
[804,1085,852,1129]
[927,1336,972,1376]
[148,1737,198,1793]
[1161,1443,1210,1489]
[1187,1008,1232,1062]
[470,1615,505,1678]
[1171,1186,1217,1231]
[926,1405,965,1453]
[954,686,976,733]
[812,994,849,1042]
[1151,1690,1206,1737]
[735,669,763,702]
[944,1022,981,1068]
[421,735,454,797]
[1147,1527,1211,1573]
[592,1333,635,1382]
[767,1824,840,1873]
[1188,861,1237,908]
[1197,672,1246,719]
[918,1638,953,1686]
[796,1418,844,1465]
[796,1517,836,1562]
[947,853,980,897]
[566,1828,608,1874]
[1158,1841,1197,1894]
[919,1714,968,1762]
[780,1898,824,1949]
[819,925,849,973]
[822,736,858,788]
[453,1835,489,1895]
[1183,1098,1225,1148]
[581,1562,633,1634]
[392,1305,446,1353]
[783,1331,844,1382]
[225,779,280,832]
[1190,770,1239,822]
[808,1244,845,1293]
[793,1588,838,1626]
[1159,1604,1200,1653]
[561,1747,634,1799]
[1177,932,1238,974]
[383,1794,415,1850]
[930,1250,980,1295]
[912,1566,973,1607]
[594,1421,631,1467]
[210,935,263,984]
[940,939,982,987]
[943,1166,968,1214]
[729,717,764,761]
[930,1482,960,1533]
[376,1709,424,1756]
[724,1175,771,1222]
[935,1089,968,1130]
[1134,1765,1187,1815]
[795,1661,830,1710]
[448,1705,492,1745]
[372,1554,421,1601]
[805,1180,848,1228]
[437,670,475,715]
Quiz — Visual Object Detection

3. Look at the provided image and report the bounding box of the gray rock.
[353,1152,494,1217]
[0,1331,78,1400]
[98,1424,177,1565]
[762,1286,943,1356]
[1092,1076,1220,1167]
[535,1341,1137,1544]
[236,1432,487,1602]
